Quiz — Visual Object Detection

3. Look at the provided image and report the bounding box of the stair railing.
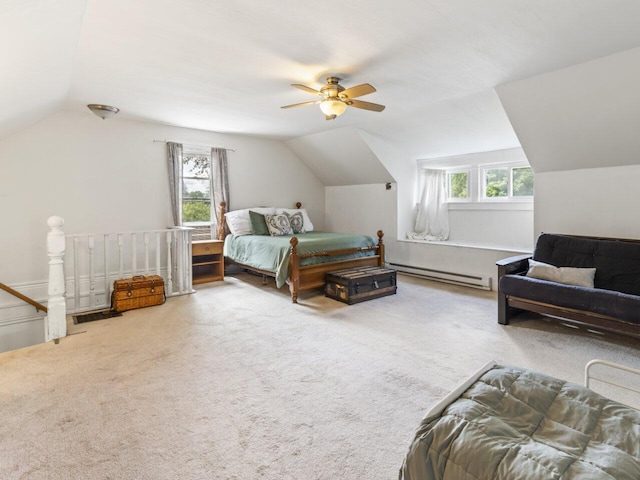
[45,216,194,344]
[0,283,48,313]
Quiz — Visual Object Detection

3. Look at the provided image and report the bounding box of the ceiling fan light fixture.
[319,98,347,117]
[282,77,384,119]
[87,104,119,119]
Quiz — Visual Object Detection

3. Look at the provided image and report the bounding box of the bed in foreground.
[219,202,385,302]
[400,361,640,480]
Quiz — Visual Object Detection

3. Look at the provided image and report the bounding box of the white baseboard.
[389,262,492,290]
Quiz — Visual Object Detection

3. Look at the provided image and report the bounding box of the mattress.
[401,363,640,480]
[223,231,377,288]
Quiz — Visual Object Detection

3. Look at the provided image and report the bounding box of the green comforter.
[401,365,640,480]
[223,232,377,288]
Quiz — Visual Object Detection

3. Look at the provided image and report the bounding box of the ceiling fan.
[281,76,385,120]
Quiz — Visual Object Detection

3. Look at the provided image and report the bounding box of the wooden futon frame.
[217,202,385,303]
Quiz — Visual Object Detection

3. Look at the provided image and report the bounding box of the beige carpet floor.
[1,273,638,480]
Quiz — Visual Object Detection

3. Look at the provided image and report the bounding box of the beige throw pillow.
[526,259,596,288]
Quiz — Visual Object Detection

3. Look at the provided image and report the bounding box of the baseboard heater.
[388,262,492,291]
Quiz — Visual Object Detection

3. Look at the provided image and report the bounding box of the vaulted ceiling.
[3,0,640,165]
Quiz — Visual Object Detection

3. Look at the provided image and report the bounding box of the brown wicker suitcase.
[325,266,397,304]
[111,275,166,312]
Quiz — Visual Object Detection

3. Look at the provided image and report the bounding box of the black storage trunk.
[325,266,397,304]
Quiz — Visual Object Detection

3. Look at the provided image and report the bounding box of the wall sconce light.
[87,104,119,120]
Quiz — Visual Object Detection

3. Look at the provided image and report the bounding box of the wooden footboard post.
[289,237,300,303]
[217,202,226,240]
[377,230,385,267]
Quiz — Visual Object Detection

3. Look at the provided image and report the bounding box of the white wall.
[325,184,397,241]
[358,131,417,239]
[0,110,324,351]
[535,165,640,239]
[391,241,524,291]
[447,208,533,250]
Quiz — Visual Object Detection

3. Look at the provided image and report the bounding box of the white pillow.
[526,259,596,288]
[225,207,276,236]
[275,208,314,232]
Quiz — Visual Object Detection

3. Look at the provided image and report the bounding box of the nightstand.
[192,240,224,284]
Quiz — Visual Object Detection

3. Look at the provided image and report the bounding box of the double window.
[482,166,533,199]
[446,163,533,203]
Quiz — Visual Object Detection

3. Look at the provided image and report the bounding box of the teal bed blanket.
[223,232,377,288]
[401,364,640,480]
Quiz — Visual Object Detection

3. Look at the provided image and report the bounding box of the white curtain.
[407,168,449,241]
[166,142,183,226]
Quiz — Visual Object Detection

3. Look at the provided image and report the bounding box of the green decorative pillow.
[249,210,270,235]
[264,213,293,236]
[286,212,305,234]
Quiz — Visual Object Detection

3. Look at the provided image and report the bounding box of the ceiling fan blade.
[291,84,321,95]
[346,99,385,112]
[339,83,376,99]
[281,100,320,109]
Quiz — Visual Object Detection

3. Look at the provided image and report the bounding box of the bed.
[218,202,385,302]
[400,360,640,480]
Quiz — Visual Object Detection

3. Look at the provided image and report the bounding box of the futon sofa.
[497,233,640,339]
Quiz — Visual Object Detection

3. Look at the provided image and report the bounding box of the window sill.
[398,238,532,254]
[447,202,533,211]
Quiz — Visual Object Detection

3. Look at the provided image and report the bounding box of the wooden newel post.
[46,216,67,342]
[377,230,385,267]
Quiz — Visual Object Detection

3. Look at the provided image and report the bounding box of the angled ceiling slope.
[0,0,86,139]
[497,46,640,174]
[5,0,640,162]
[286,128,395,187]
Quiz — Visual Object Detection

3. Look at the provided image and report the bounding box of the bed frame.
[585,359,640,408]
[217,202,385,303]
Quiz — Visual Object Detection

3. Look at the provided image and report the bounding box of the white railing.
[45,217,194,342]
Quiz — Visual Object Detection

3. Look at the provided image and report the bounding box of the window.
[447,170,470,201]
[182,151,212,240]
[482,165,533,201]
[483,167,509,198]
[512,166,534,197]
